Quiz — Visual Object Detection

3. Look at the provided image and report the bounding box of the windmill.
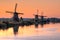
[39,12,47,22]
[6,3,23,22]
[33,9,40,24]
[33,9,40,19]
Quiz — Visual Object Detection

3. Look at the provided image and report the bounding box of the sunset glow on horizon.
[0,0,60,18]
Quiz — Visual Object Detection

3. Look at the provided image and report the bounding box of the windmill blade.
[40,12,47,17]
[37,9,39,15]
[15,3,17,12]
[38,15,47,17]
[40,12,43,16]
[17,13,24,15]
[6,11,13,13]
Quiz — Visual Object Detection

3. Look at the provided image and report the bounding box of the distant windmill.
[33,9,40,23]
[39,12,47,22]
[6,3,23,22]
[33,9,40,20]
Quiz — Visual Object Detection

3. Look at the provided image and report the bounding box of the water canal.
[0,23,60,40]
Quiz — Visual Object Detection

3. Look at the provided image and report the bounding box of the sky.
[0,0,60,18]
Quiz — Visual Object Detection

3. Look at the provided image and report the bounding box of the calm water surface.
[0,23,60,40]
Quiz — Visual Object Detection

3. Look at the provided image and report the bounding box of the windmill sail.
[15,3,17,12]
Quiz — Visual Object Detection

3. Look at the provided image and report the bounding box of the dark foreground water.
[0,23,60,40]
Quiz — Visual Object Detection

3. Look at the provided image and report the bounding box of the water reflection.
[13,25,19,35]
[34,23,44,28]
[0,23,58,35]
[35,23,38,28]
[0,23,60,40]
[0,24,60,40]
